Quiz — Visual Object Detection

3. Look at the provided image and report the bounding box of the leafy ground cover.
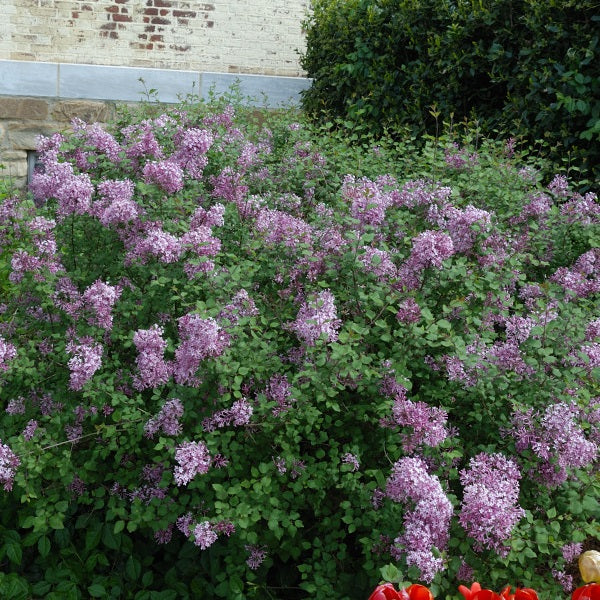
[0,93,598,599]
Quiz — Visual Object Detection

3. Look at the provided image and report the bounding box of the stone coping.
[0,60,312,107]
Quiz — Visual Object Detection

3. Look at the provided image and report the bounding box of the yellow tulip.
[579,550,600,584]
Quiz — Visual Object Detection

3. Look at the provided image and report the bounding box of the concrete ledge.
[0,60,311,107]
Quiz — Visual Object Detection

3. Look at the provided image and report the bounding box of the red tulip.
[500,585,539,600]
[458,582,502,600]
[459,583,482,600]
[368,583,404,600]
[573,583,600,600]
[405,583,434,600]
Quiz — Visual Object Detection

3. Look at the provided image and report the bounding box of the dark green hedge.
[300,0,600,183]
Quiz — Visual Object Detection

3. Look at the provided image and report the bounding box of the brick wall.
[0,0,308,77]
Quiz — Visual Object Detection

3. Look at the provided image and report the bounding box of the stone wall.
[0,63,311,188]
[0,96,118,187]
[0,0,308,77]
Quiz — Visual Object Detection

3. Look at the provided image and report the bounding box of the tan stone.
[7,123,63,150]
[0,151,29,178]
[51,100,115,124]
[0,97,49,120]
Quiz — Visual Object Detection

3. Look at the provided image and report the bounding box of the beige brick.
[0,98,49,120]
[51,100,115,124]
[7,123,62,150]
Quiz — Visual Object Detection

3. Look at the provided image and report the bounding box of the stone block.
[51,100,115,124]
[0,150,29,178]
[0,97,49,120]
[7,123,61,150]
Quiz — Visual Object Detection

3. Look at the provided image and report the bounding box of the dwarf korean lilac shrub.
[0,97,598,599]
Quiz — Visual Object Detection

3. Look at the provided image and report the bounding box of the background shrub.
[301,0,600,185]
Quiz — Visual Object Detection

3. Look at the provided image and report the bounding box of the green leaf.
[126,555,142,581]
[88,584,107,598]
[38,535,51,558]
[6,542,22,565]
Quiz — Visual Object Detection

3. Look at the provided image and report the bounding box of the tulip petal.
[406,584,434,600]
[472,590,503,600]
[368,583,403,600]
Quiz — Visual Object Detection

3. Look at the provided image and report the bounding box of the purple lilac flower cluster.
[511,401,597,487]
[133,325,172,390]
[459,452,525,555]
[0,440,20,491]
[288,290,341,346]
[82,279,121,331]
[65,338,103,390]
[202,398,253,432]
[173,314,229,386]
[173,440,211,486]
[144,398,184,438]
[386,456,453,582]
[0,335,17,371]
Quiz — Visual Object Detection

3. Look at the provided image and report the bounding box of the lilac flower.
[585,319,600,341]
[386,456,453,582]
[154,524,173,545]
[548,174,569,198]
[396,298,422,324]
[172,128,213,179]
[66,339,102,390]
[133,325,172,390]
[192,521,218,549]
[486,341,534,376]
[135,227,182,264]
[0,336,17,371]
[97,179,139,226]
[562,542,583,563]
[512,402,597,487]
[210,167,248,206]
[459,453,525,554]
[180,225,221,261]
[176,513,194,536]
[445,205,491,253]
[218,289,259,327]
[341,453,360,472]
[254,208,313,249]
[173,314,229,386]
[202,398,253,432]
[288,290,341,346]
[0,440,20,491]
[142,160,184,194]
[443,355,477,387]
[390,393,449,452]
[342,175,391,227]
[53,276,83,319]
[409,230,455,269]
[552,569,574,593]
[22,420,39,441]
[173,441,211,486]
[359,246,398,282]
[82,280,121,330]
[6,397,25,415]
[69,475,86,497]
[560,191,600,225]
[444,143,478,169]
[245,544,268,570]
[144,398,184,438]
[265,374,294,416]
[122,120,163,160]
[190,203,225,229]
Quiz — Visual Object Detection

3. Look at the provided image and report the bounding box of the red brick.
[113,13,132,22]
[173,10,196,17]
